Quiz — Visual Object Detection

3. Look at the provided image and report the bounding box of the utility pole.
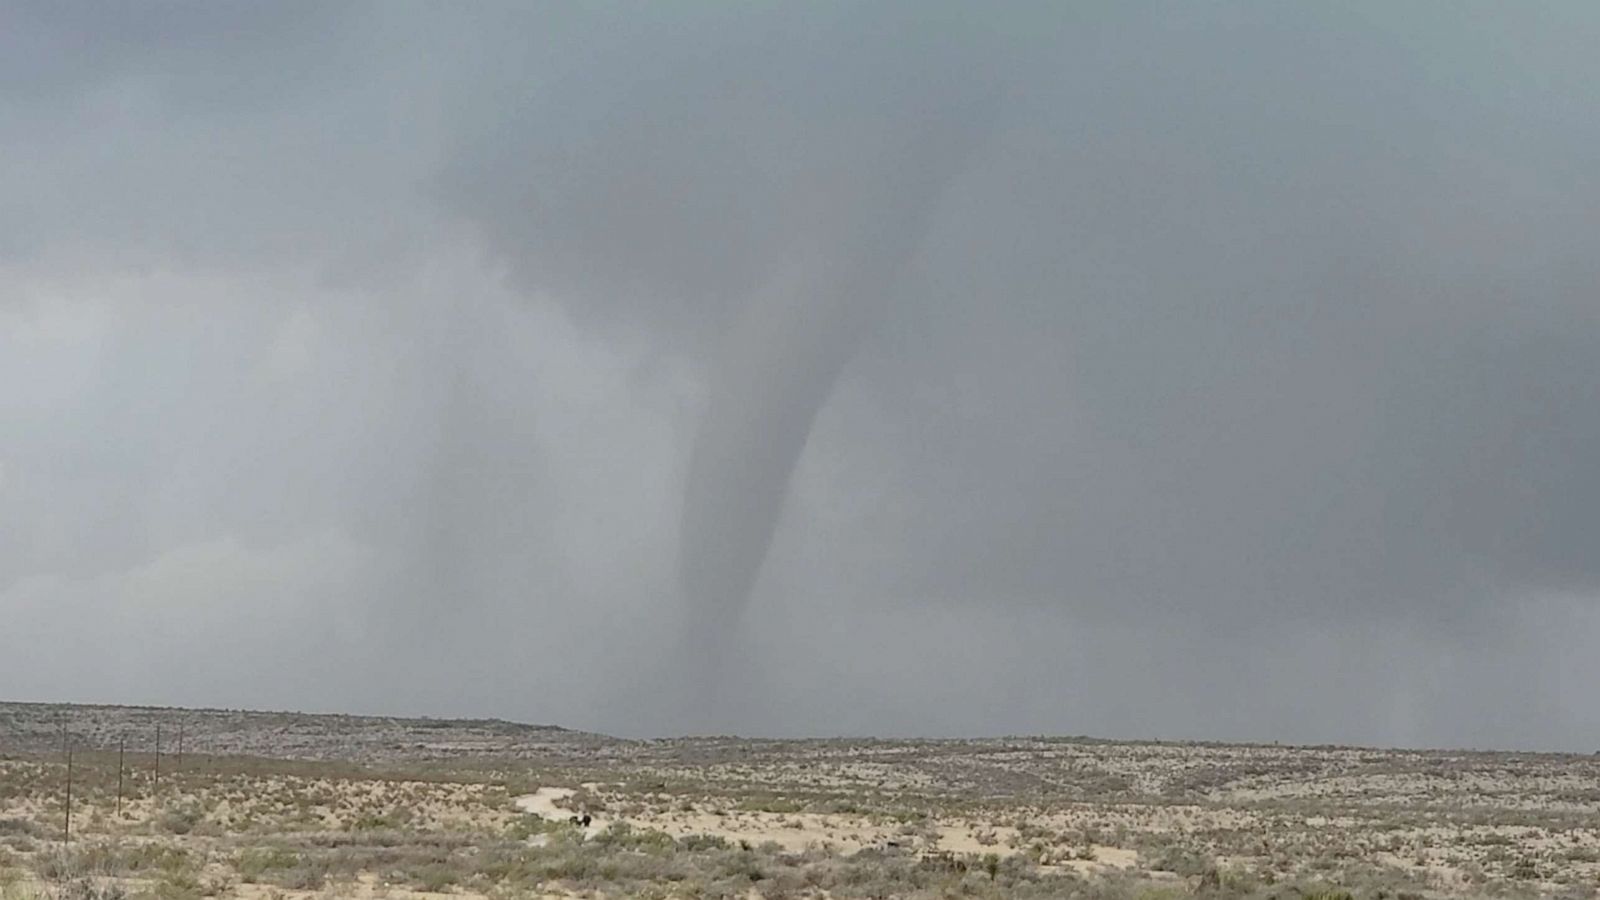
[63,746,73,844]
[154,723,161,793]
[117,735,126,818]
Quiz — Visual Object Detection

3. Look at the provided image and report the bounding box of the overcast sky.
[4,2,1598,750]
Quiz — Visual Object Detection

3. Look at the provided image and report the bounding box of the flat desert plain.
[2,702,1598,899]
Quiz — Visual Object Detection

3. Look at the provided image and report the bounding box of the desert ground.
[2,702,1597,900]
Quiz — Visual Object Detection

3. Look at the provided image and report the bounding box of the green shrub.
[156,805,203,836]
[234,848,299,883]
[505,815,560,840]
[121,845,189,875]
[678,834,730,852]
[349,808,414,831]
[409,863,460,893]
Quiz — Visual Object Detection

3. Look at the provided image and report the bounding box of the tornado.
[676,251,882,657]
[675,86,1000,702]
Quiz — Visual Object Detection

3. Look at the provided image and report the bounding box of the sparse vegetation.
[0,701,1595,899]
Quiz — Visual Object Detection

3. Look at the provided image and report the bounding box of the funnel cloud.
[677,62,999,681]
[3,2,1599,749]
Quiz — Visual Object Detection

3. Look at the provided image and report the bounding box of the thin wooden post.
[63,746,73,844]
[154,722,161,792]
[117,735,126,818]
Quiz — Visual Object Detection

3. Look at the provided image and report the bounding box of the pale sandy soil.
[512,786,607,839]
[510,782,1147,878]
[226,873,575,900]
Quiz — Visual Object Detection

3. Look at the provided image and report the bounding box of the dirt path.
[511,787,1137,872]
[513,786,606,839]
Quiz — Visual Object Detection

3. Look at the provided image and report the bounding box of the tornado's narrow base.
[662,603,753,736]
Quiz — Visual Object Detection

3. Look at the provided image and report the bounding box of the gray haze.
[3,2,1598,749]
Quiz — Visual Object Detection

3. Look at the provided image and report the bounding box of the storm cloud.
[3,2,1598,749]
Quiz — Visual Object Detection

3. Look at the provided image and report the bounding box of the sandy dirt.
[513,784,1143,875]
[513,786,607,839]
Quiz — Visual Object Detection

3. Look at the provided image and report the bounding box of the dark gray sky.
[4,2,1598,750]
